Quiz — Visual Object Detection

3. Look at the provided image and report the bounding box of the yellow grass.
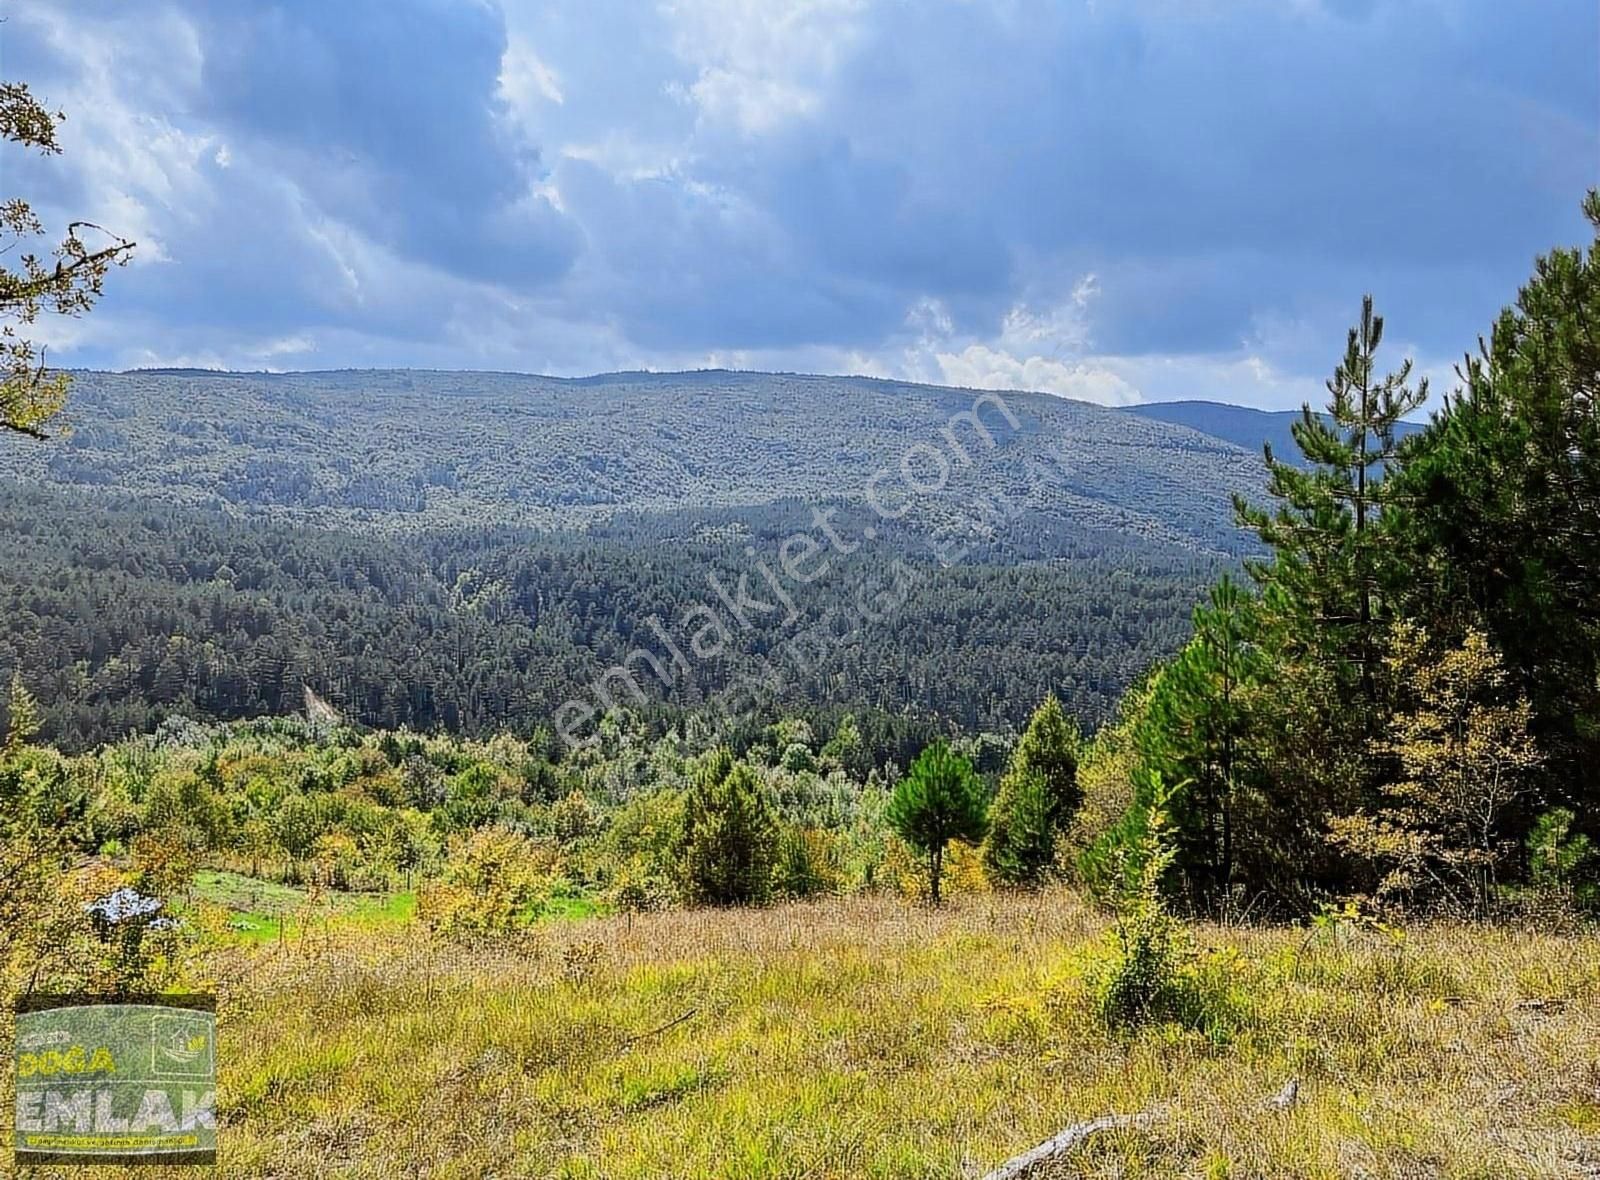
[11,892,1600,1179]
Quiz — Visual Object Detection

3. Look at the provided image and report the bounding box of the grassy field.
[187,870,420,945]
[12,892,1600,1179]
[186,870,607,946]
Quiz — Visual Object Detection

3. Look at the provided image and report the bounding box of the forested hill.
[0,368,1267,554]
[0,483,1226,750]
[0,368,1280,748]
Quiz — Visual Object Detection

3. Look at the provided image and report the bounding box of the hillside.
[0,370,1289,747]
[197,896,1596,1178]
[0,482,1225,749]
[0,369,1268,555]
[1124,399,1427,466]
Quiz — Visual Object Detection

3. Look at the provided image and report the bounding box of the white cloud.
[661,0,866,133]
[677,71,821,135]
[933,345,1143,405]
[250,335,316,360]
[868,285,1142,404]
[499,35,565,135]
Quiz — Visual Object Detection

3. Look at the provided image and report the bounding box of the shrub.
[418,827,551,939]
[1098,827,1191,1027]
[1091,774,1242,1035]
[1526,807,1597,911]
[551,789,601,846]
[772,826,841,899]
[608,857,678,913]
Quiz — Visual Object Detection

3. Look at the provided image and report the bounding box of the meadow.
[9,891,1598,1179]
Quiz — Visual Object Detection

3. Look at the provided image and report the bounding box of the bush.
[1077,781,1158,906]
[772,826,840,899]
[607,857,678,913]
[418,827,552,939]
[1093,775,1212,1031]
[1525,807,1597,912]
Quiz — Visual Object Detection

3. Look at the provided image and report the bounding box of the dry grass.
[11,892,1600,1179]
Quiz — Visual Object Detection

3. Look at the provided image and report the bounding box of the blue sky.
[4,0,1596,408]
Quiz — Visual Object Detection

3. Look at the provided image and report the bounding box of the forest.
[5,193,1598,948]
[0,484,1223,750]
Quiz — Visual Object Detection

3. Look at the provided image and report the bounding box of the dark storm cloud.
[2,0,1594,403]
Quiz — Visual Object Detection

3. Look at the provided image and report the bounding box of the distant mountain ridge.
[1124,399,1427,466]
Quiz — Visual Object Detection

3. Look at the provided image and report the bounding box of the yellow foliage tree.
[3,671,40,754]
[1329,624,1542,913]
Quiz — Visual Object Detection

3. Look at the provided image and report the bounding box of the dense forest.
[0,484,1223,749]
[0,359,1294,751]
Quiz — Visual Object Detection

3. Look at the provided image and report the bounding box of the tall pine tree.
[1235,295,1428,705]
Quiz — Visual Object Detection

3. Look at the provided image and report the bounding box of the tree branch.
[979,1110,1165,1180]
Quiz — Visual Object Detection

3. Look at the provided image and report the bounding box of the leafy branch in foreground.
[0,80,134,439]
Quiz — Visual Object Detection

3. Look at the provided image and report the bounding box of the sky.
[3,0,1596,409]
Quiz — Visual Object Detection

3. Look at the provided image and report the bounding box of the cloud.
[933,346,1143,406]
[184,0,580,288]
[663,0,866,134]
[1,0,1594,409]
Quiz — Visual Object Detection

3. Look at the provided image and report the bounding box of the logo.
[13,995,216,1166]
[152,1014,213,1077]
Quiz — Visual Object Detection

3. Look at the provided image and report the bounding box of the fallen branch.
[979,1110,1165,1180]
[619,1007,699,1051]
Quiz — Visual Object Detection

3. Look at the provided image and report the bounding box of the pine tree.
[1235,295,1428,703]
[886,740,988,905]
[982,693,1081,887]
[981,770,1054,887]
[1141,575,1258,899]
[1398,193,1600,808]
[678,748,778,906]
[3,671,40,754]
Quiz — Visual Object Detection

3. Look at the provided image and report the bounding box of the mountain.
[1123,399,1427,466]
[0,369,1269,556]
[0,369,1283,746]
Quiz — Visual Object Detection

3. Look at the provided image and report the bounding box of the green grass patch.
[191,869,599,944]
